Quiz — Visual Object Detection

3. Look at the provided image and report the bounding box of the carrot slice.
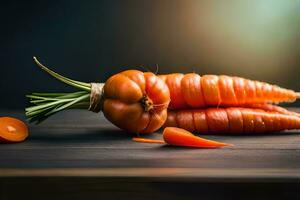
[132,137,165,144]
[163,127,232,148]
[0,117,29,143]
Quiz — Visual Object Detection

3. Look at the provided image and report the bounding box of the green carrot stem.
[25,57,95,123]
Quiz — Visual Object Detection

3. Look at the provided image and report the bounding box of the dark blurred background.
[0,0,299,109]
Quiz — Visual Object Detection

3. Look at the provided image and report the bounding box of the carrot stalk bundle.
[26,57,170,133]
[26,57,300,135]
[164,107,300,134]
[159,73,300,109]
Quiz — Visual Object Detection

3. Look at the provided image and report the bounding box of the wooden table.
[0,109,299,199]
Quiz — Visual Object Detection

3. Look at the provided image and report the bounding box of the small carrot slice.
[132,137,165,144]
[0,117,29,143]
[163,127,231,148]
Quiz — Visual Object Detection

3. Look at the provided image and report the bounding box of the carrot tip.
[209,143,233,148]
[223,143,234,147]
[132,137,166,144]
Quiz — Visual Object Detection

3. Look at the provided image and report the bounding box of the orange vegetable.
[27,58,300,134]
[26,58,170,134]
[244,103,300,117]
[0,117,28,142]
[132,137,165,144]
[163,127,231,148]
[102,70,170,133]
[164,107,300,133]
[159,73,300,109]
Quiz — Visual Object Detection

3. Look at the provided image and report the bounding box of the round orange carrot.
[26,58,171,134]
[163,127,231,148]
[0,117,29,143]
[159,73,300,109]
[164,107,300,134]
[102,70,170,133]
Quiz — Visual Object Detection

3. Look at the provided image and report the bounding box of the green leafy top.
[25,57,92,124]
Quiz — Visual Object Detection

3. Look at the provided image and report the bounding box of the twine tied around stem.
[89,83,105,113]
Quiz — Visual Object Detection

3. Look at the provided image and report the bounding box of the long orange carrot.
[163,127,231,148]
[244,103,300,117]
[164,107,300,134]
[159,73,300,109]
[0,117,28,142]
[132,128,231,148]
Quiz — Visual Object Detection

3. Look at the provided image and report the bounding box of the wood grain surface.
[0,109,299,199]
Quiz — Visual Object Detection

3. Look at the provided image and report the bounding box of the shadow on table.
[28,128,136,143]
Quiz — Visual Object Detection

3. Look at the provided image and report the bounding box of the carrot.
[26,58,170,134]
[132,137,165,144]
[164,107,300,134]
[132,128,230,148]
[102,70,171,133]
[26,57,300,134]
[163,127,231,148]
[244,103,300,117]
[159,73,300,109]
[0,117,28,142]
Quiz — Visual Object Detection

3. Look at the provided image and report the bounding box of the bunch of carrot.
[160,73,300,135]
[23,57,300,147]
